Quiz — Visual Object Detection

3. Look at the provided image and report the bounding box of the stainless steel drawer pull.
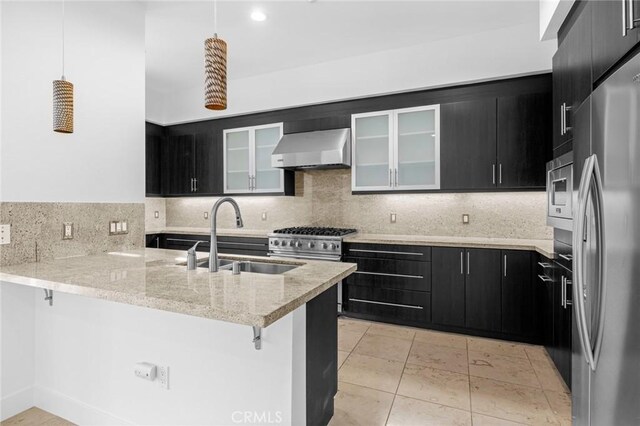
[537,262,553,268]
[166,238,209,244]
[354,271,423,279]
[217,241,267,247]
[538,274,553,282]
[349,248,423,256]
[558,254,573,261]
[460,251,464,275]
[348,298,423,310]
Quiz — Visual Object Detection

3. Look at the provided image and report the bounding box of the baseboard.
[0,386,34,421]
[34,385,134,426]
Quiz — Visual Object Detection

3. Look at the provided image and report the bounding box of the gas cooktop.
[271,227,357,237]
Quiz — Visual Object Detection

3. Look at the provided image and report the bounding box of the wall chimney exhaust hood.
[271,128,351,170]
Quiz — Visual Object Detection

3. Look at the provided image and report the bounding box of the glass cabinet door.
[352,112,393,190]
[254,124,283,192]
[224,129,251,193]
[395,106,440,190]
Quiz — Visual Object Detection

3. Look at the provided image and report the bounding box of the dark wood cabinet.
[552,263,572,388]
[343,243,431,326]
[465,249,502,332]
[147,232,269,257]
[497,93,552,188]
[501,250,536,337]
[553,1,592,152]
[162,134,195,196]
[440,98,497,190]
[193,133,220,195]
[145,122,163,196]
[592,0,640,84]
[431,247,466,328]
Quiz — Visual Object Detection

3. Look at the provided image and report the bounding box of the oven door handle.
[267,252,341,262]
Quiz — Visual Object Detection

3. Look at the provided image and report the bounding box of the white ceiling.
[145,1,541,93]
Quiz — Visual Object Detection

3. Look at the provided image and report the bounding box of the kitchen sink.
[197,259,298,275]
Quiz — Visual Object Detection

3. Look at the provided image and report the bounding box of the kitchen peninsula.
[0,249,355,425]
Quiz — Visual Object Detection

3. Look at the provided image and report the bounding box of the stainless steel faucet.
[209,197,244,272]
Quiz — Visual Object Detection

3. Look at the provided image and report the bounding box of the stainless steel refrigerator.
[572,50,640,425]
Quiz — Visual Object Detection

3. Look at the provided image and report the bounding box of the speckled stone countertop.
[0,249,356,328]
[146,227,270,238]
[344,234,555,258]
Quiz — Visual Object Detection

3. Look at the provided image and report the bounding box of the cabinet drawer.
[345,285,431,323]
[161,234,268,256]
[343,256,431,292]
[344,243,430,261]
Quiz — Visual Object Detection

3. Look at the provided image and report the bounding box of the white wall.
[1,282,306,425]
[0,1,145,203]
[539,0,575,41]
[153,21,555,125]
[0,284,36,421]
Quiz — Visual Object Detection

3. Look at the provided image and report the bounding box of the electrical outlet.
[390,213,397,223]
[109,220,129,236]
[0,224,10,245]
[154,211,160,219]
[62,222,74,240]
[157,365,169,390]
[462,214,470,224]
[204,211,209,220]
[261,212,267,221]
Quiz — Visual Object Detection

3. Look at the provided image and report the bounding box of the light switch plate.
[154,211,160,219]
[0,224,11,245]
[109,220,129,236]
[204,212,209,220]
[62,222,74,240]
[261,212,267,221]
[462,214,470,224]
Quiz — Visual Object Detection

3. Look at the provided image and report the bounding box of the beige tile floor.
[1,408,74,426]
[332,317,571,426]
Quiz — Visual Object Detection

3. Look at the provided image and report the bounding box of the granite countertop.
[0,249,356,328]
[146,227,270,238]
[343,234,555,259]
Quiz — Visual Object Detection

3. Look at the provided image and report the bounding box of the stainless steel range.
[268,226,357,313]
[267,227,357,261]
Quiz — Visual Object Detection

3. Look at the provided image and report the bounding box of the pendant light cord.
[214,0,218,36]
[61,0,65,79]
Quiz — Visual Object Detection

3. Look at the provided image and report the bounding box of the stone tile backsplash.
[0,202,144,266]
[157,169,552,240]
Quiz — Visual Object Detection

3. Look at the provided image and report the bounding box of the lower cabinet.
[342,244,432,327]
[431,248,465,327]
[145,233,269,257]
[465,248,502,332]
[501,250,536,338]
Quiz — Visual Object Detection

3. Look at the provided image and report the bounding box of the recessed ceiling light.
[251,10,266,22]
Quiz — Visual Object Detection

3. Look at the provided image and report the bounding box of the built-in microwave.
[547,151,573,231]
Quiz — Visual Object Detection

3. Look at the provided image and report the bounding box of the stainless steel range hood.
[271,128,351,170]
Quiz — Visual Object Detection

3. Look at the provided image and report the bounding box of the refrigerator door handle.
[573,154,607,371]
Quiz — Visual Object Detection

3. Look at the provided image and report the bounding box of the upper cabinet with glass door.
[223,123,284,194]
[352,105,440,192]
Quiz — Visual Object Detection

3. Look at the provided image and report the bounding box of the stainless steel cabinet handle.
[538,274,553,282]
[389,169,393,187]
[348,298,423,310]
[190,178,194,192]
[395,168,399,187]
[348,248,423,256]
[217,241,267,247]
[565,279,573,306]
[564,104,573,133]
[194,178,198,192]
[499,164,503,184]
[558,253,573,261]
[623,0,639,36]
[538,261,553,268]
[354,271,424,279]
[560,105,565,136]
[467,251,470,275]
[624,0,629,36]
[561,276,566,308]
[492,164,496,184]
[504,254,507,277]
[460,251,464,275]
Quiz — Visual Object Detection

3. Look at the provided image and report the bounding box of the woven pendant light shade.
[53,79,74,133]
[204,35,227,110]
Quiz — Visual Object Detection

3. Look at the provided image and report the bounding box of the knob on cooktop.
[308,242,315,249]
[295,241,302,248]
[273,240,280,246]
[329,243,337,250]
[322,242,328,249]
[289,240,295,247]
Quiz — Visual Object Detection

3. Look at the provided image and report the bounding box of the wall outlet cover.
[0,224,11,245]
[62,222,74,240]
[261,212,267,221]
[390,213,397,223]
[204,212,209,220]
[154,211,160,219]
[157,365,169,390]
[462,214,470,224]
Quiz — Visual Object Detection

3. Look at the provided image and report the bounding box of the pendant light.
[53,0,73,133]
[204,0,227,110]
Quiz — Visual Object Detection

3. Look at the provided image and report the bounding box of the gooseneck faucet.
[209,197,244,272]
